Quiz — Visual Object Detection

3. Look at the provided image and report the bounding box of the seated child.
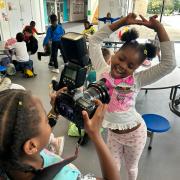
[9,32,35,77]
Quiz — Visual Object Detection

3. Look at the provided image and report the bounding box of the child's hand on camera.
[82,99,107,139]
[50,87,67,107]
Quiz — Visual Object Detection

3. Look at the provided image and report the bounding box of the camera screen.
[65,68,77,80]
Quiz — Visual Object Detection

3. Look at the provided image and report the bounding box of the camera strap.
[32,144,80,180]
[77,127,84,145]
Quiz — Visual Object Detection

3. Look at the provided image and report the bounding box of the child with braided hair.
[89,13,176,180]
[0,89,120,180]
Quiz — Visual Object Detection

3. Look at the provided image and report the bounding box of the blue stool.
[0,65,7,72]
[0,65,7,76]
[142,114,171,150]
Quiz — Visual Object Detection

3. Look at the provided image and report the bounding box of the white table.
[141,67,180,90]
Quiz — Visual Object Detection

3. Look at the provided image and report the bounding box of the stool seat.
[0,65,7,72]
[142,114,170,133]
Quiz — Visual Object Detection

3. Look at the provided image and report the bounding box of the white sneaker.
[51,69,60,74]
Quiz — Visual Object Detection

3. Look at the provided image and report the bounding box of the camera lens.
[83,78,110,104]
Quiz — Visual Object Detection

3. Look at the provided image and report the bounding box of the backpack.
[0,56,11,67]
[6,63,16,76]
[68,122,85,137]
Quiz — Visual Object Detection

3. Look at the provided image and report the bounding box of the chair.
[142,114,171,150]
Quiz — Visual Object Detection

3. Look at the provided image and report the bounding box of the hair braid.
[0,89,40,174]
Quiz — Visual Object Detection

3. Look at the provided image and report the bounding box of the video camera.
[53,32,110,128]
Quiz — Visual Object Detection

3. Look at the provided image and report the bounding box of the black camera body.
[54,32,110,128]
[55,79,110,128]
[55,91,95,128]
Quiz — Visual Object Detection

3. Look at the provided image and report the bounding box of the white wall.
[0,1,11,40]
[6,0,32,38]
[0,0,45,41]
[0,21,11,40]
[69,0,84,21]
[31,0,46,33]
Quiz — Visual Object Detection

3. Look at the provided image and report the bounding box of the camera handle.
[77,127,83,145]
[77,126,89,146]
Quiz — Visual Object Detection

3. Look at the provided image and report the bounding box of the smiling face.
[110,47,142,79]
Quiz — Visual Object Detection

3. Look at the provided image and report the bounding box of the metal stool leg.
[145,89,148,94]
[147,131,154,150]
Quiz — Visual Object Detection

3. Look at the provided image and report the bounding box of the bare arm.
[82,100,120,180]
[109,13,137,32]
[109,13,169,42]
[36,32,46,35]
[88,26,111,75]
[34,28,45,35]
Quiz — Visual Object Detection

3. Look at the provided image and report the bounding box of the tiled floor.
[11,22,180,180]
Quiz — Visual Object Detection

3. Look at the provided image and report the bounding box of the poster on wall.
[73,0,84,14]
[0,0,5,9]
[7,2,16,11]
[0,0,8,21]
